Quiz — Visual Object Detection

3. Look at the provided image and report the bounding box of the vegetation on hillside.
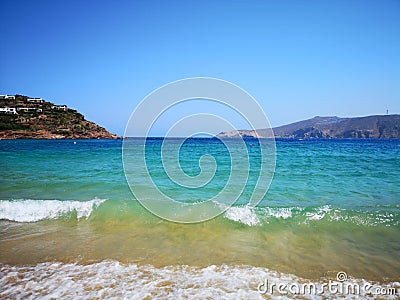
[0,95,119,139]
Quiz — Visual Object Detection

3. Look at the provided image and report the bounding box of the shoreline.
[1,260,399,299]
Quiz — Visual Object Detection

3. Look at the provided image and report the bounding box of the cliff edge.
[0,94,119,139]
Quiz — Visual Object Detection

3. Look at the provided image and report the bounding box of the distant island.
[218,115,400,139]
[0,94,119,139]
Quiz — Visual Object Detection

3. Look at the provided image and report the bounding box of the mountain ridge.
[218,115,400,139]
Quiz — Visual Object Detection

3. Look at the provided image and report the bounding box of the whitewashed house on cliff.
[27,98,44,103]
[0,95,15,100]
[0,107,17,114]
[51,105,68,111]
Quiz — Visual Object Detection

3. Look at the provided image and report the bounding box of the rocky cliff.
[0,95,119,139]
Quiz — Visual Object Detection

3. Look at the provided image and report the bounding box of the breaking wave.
[224,205,399,227]
[0,199,106,222]
[0,199,398,228]
[224,206,261,226]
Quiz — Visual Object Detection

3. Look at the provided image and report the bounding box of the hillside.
[0,94,119,139]
[217,115,400,139]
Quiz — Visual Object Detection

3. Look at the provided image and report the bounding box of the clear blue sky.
[1,0,399,136]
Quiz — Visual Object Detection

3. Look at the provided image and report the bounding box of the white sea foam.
[0,261,398,299]
[224,206,302,226]
[0,199,106,222]
[224,206,261,226]
[330,209,399,227]
[223,204,398,227]
[262,206,297,219]
[305,205,331,221]
[223,206,315,226]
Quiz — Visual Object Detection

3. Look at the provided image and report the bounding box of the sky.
[0,0,399,136]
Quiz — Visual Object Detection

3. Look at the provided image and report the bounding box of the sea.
[0,138,399,299]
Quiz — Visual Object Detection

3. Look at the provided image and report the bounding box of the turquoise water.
[0,139,399,298]
[1,139,399,222]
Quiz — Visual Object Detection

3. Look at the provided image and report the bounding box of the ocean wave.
[0,261,398,299]
[223,205,330,226]
[223,205,399,227]
[0,199,106,222]
[224,206,261,226]
[0,199,398,227]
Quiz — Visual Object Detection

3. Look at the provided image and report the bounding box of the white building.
[0,95,16,100]
[17,107,42,113]
[0,107,17,114]
[27,98,44,103]
[51,105,68,111]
